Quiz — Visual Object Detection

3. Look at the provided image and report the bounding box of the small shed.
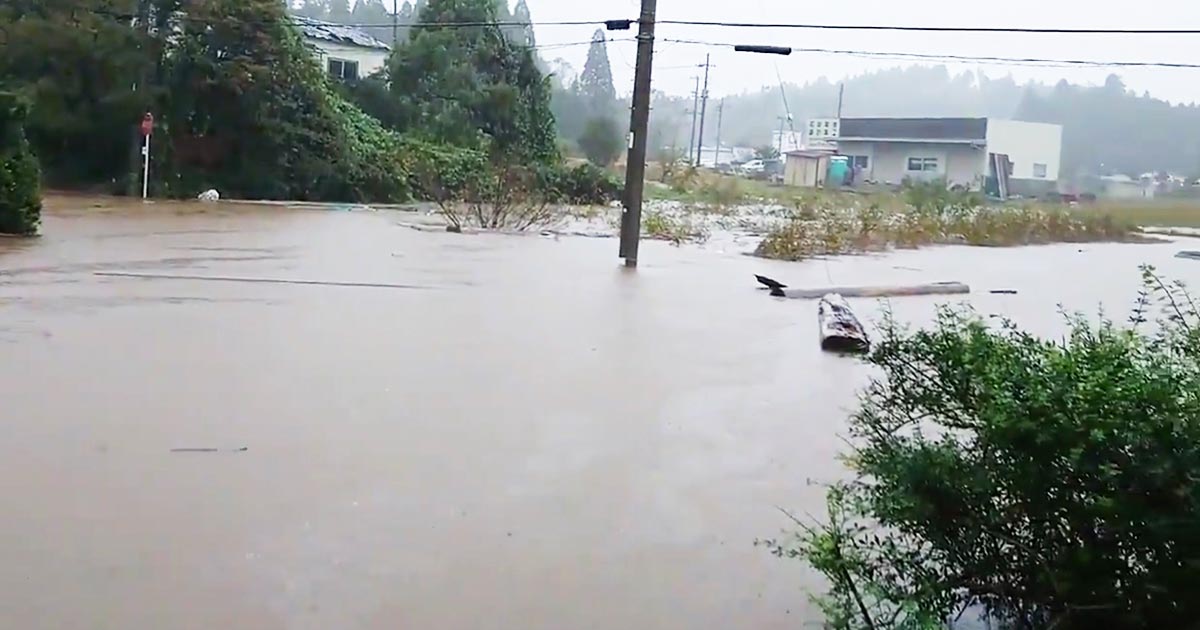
[784,150,833,188]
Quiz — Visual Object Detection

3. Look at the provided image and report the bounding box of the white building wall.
[839,141,985,187]
[307,40,389,78]
[984,119,1063,181]
[837,141,875,177]
[945,145,989,186]
[771,130,804,154]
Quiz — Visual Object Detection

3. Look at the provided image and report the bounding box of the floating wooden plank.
[776,282,970,300]
[819,294,870,354]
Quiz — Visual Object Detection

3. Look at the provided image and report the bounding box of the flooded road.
[1,197,1193,629]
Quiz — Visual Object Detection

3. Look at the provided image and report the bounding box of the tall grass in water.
[756,203,1140,262]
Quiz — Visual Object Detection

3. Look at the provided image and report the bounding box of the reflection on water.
[0,196,1188,629]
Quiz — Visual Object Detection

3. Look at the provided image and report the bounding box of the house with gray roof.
[826,117,1063,197]
[292,15,391,81]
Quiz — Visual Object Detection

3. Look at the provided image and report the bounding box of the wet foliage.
[755,201,1139,262]
[1,0,409,202]
[762,268,1200,629]
[0,91,41,235]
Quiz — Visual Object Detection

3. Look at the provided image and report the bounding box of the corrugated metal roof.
[292,15,391,51]
[840,118,987,142]
[785,149,835,158]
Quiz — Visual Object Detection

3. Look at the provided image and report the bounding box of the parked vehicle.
[740,159,766,175]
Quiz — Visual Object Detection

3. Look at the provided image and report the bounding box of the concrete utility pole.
[393,0,399,45]
[618,0,658,267]
[695,54,712,167]
[687,76,700,164]
[713,99,725,166]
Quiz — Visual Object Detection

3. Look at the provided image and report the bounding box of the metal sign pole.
[142,133,151,200]
[140,112,153,200]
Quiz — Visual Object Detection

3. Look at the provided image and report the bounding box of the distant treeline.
[639,66,1200,179]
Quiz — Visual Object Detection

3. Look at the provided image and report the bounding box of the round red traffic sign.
[140,113,154,137]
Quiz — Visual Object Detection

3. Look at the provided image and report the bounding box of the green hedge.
[0,91,41,236]
[545,163,621,206]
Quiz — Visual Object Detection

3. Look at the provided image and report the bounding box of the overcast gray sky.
[521,0,1200,104]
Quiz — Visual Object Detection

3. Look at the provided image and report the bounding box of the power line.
[82,8,628,30]
[535,38,632,52]
[408,19,621,29]
[659,38,1200,70]
[653,20,1200,35]
[66,7,1200,36]
[78,6,619,51]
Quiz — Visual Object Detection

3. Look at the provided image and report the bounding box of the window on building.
[907,157,939,172]
[851,155,869,169]
[1033,163,1048,178]
[327,58,359,81]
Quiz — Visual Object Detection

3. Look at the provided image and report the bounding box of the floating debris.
[754,274,788,296]
[819,294,870,354]
[757,278,970,300]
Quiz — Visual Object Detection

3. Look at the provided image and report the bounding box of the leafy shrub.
[902,178,984,212]
[668,164,699,194]
[578,117,624,167]
[0,91,42,235]
[763,269,1200,629]
[642,209,709,245]
[546,163,621,205]
[400,137,488,224]
[327,95,412,203]
[699,175,745,208]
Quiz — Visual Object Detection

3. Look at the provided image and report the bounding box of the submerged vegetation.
[641,208,711,245]
[755,202,1139,261]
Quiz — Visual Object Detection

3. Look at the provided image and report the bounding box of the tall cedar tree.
[577,29,616,121]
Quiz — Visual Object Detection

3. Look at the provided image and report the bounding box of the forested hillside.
[648,66,1200,178]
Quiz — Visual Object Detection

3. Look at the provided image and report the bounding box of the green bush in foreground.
[763,267,1200,629]
[0,91,41,235]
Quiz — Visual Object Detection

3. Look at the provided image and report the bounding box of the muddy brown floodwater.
[1,196,1194,629]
